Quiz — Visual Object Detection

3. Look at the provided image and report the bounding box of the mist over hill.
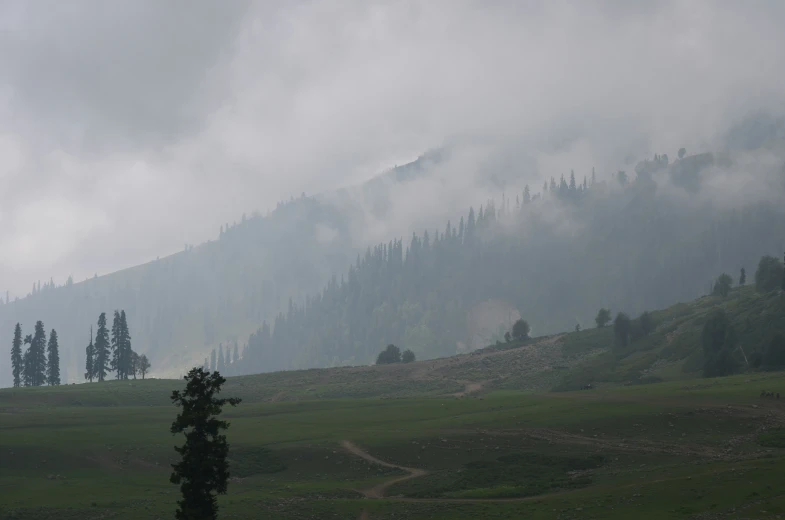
[2,118,784,387]
[237,144,785,374]
[0,147,533,385]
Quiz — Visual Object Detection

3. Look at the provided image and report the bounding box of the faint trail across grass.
[342,440,428,498]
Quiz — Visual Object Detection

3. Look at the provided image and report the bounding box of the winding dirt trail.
[341,440,428,499]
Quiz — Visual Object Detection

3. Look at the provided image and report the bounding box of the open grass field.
[4,286,785,519]
[3,369,785,520]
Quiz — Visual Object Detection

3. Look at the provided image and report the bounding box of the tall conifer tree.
[120,310,132,379]
[22,334,32,386]
[11,323,23,388]
[94,313,111,382]
[27,321,47,387]
[46,329,61,386]
[111,310,122,379]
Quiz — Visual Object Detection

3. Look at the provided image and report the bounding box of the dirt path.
[341,440,428,499]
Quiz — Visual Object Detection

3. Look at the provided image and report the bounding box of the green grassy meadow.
[4,286,785,519]
[3,370,785,520]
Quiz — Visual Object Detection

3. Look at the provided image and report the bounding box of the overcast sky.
[1,0,784,298]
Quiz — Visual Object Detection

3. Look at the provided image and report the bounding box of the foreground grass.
[3,370,785,519]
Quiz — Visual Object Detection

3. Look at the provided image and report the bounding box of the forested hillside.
[2,144,784,386]
[0,150,514,386]
[239,153,785,373]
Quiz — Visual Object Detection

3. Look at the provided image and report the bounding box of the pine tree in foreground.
[170,368,241,520]
[46,329,61,386]
[11,323,23,388]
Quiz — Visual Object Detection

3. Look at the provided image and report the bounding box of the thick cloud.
[1,0,785,297]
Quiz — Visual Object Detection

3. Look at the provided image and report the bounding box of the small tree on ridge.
[595,308,611,328]
[511,319,531,341]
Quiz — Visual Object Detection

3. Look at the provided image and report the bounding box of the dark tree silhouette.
[94,313,111,382]
[755,255,783,292]
[402,349,416,363]
[678,147,686,159]
[595,308,611,328]
[111,310,122,378]
[739,267,746,286]
[85,326,95,383]
[638,311,655,337]
[120,311,132,379]
[511,319,530,341]
[170,368,241,520]
[139,354,151,379]
[712,273,733,297]
[24,321,47,387]
[11,323,22,388]
[613,312,631,347]
[130,351,140,379]
[376,344,401,364]
[46,329,60,386]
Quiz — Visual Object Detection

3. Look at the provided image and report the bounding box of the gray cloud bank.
[1,0,785,297]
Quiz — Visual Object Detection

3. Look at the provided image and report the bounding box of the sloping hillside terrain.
[5,283,783,409]
[4,287,785,519]
[2,147,784,386]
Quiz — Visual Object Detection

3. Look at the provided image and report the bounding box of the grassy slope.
[3,373,785,519]
[554,285,785,390]
[6,285,778,410]
[3,286,785,519]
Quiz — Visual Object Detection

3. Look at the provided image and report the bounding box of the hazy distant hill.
[0,149,525,386]
[1,143,783,387]
[237,151,785,375]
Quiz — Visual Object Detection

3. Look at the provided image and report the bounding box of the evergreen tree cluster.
[84,310,150,382]
[9,321,60,387]
[111,310,133,379]
[203,342,242,375]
